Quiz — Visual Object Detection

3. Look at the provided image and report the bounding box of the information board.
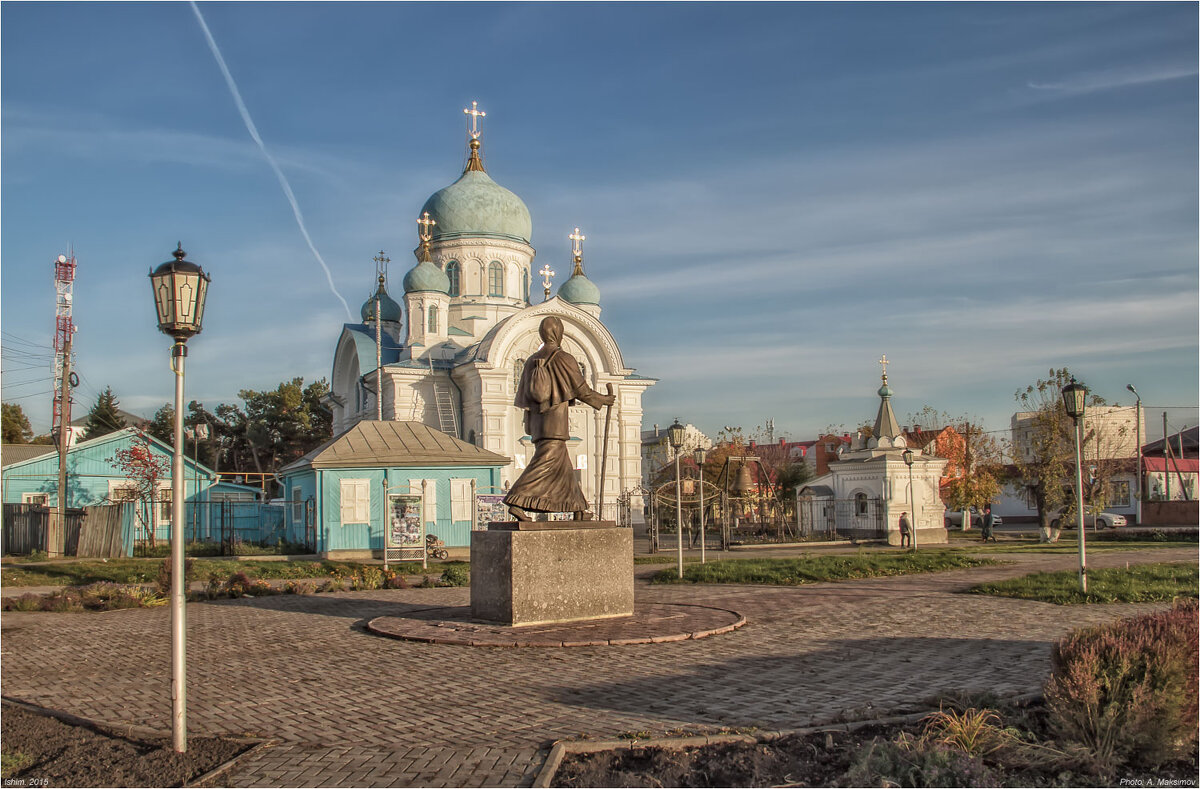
[386,494,425,561]
[475,494,507,530]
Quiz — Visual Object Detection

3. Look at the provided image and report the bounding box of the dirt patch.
[1,702,252,787]
[553,725,899,788]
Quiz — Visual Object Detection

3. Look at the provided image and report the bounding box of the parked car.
[1050,507,1127,531]
[944,508,1003,529]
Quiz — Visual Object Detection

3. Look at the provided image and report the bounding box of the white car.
[944,508,1003,528]
[1050,508,1127,530]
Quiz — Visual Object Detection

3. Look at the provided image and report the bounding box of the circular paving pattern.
[367,602,746,647]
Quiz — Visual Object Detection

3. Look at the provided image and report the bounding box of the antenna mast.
[50,251,77,558]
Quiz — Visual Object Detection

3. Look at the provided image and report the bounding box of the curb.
[531,692,1045,788]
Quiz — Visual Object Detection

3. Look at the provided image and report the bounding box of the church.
[326,104,655,528]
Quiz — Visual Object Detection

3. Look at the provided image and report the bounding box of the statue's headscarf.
[538,316,563,346]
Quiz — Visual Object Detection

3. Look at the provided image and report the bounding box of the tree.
[82,387,125,440]
[107,432,170,548]
[1012,368,1112,532]
[147,404,174,445]
[2,402,33,444]
[909,409,1003,516]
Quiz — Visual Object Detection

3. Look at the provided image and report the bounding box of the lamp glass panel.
[177,278,195,323]
[194,276,208,329]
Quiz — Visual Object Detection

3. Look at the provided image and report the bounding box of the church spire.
[463,100,487,173]
[872,354,902,440]
[416,211,436,263]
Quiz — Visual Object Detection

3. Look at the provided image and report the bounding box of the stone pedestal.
[470,522,633,626]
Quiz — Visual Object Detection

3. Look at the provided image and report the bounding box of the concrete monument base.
[470,522,633,626]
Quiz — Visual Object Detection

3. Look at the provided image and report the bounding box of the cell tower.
[51,251,77,444]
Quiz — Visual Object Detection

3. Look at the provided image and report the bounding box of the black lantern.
[150,244,210,341]
[902,448,914,467]
[693,446,708,466]
[667,418,685,451]
[1061,377,1087,422]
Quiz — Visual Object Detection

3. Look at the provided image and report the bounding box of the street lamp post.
[1062,377,1088,593]
[668,419,685,579]
[1126,384,1142,525]
[902,448,917,551]
[149,243,210,753]
[694,446,708,564]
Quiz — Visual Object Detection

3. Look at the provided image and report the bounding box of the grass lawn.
[967,562,1198,604]
[650,552,997,585]
[0,558,463,588]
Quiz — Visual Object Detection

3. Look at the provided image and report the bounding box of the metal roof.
[1,444,55,469]
[280,421,510,473]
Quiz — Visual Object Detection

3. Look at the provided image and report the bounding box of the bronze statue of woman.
[504,316,615,521]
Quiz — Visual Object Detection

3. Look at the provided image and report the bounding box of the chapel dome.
[558,272,600,306]
[403,259,450,295]
[419,139,532,245]
[360,283,402,323]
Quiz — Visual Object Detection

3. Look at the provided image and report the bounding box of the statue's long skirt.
[503,439,588,513]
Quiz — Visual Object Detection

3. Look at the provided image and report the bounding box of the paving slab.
[0,547,1192,787]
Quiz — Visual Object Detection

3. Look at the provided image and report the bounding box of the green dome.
[878,383,893,398]
[403,260,450,294]
[361,284,402,323]
[420,170,532,245]
[558,272,600,306]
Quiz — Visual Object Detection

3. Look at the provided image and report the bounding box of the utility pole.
[1163,412,1170,501]
[52,333,73,557]
[50,251,77,557]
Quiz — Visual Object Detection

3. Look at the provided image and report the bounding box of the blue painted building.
[278,420,508,558]
[1,428,261,546]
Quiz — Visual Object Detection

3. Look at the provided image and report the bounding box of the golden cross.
[416,211,436,243]
[539,263,555,301]
[373,250,390,267]
[879,354,889,377]
[569,227,586,259]
[463,101,486,140]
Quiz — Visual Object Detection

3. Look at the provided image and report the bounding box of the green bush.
[1045,598,1199,772]
[155,557,195,594]
[283,580,317,595]
[439,565,470,586]
[845,734,1001,787]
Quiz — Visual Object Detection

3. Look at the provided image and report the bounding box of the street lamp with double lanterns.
[1061,377,1088,592]
[694,445,708,564]
[149,243,210,753]
[902,447,917,551]
[667,418,685,579]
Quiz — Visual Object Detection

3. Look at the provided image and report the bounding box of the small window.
[488,261,504,297]
[292,486,304,524]
[157,486,172,527]
[428,304,439,334]
[1109,481,1131,508]
[340,479,371,524]
[854,492,868,516]
[446,261,460,297]
[22,492,49,507]
[521,268,529,302]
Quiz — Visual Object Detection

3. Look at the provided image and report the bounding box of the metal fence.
[797,496,886,540]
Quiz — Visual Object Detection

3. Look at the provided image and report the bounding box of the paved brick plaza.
[1,547,1191,787]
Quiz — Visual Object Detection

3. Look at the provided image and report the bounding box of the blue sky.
[3,2,1197,444]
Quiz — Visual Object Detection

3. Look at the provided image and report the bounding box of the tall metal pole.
[52,333,73,558]
[170,341,188,752]
[1074,416,1087,593]
[674,450,683,579]
[1128,387,1141,523]
[907,462,917,551]
[1163,412,1170,501]
[697,462,706,564]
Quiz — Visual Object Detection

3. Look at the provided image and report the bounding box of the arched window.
[446,261,460,297]
[854,492,868,516]
[513,357,526,393]
[488,261,504,297]
[521,268,530,302]
[427,305,438,334]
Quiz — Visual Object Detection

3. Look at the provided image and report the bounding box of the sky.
[3,2,1197,446]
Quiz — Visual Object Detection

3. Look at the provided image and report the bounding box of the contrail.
[189,1,353,320]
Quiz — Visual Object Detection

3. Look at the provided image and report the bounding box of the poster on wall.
[387,494,425,555]
[475,494,507,530]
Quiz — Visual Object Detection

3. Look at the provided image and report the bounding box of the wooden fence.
[2,504,129,558]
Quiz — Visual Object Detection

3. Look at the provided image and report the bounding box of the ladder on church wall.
[433,383,459,439]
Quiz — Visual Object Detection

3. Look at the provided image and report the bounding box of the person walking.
[981,505,997,542]
[899,511,912,548]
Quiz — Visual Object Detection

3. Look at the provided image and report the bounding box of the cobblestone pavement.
[0,548,1193,787]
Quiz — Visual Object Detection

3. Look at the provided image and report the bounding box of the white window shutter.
[451,479,471,522]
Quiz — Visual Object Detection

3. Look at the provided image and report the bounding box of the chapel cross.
[417,211,437,242]
[463,101,486,140]
[569,227,586,260]
[879,354,889,378]
[373,250,390,282]
[539,263,556,302]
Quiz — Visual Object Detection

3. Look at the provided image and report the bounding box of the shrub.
[921,708,1011,758]
[1044,598,1199,772]
[2,594,45,612]
[845,733,1001,787]
[26,549,49,562]
[221,571,276,598]
[156,557,195,595]
[382,569,408,589]
[439,565,470,587]
[284,580,317,595]
[320,578,345,593]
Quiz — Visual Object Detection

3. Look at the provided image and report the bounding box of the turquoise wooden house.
[1,427,259,547]
[278,421,508,558]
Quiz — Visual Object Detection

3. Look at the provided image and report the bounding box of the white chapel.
[326,105,655,519]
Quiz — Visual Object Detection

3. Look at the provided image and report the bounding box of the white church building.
[326,106,655,521]
[798,360,949,545]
